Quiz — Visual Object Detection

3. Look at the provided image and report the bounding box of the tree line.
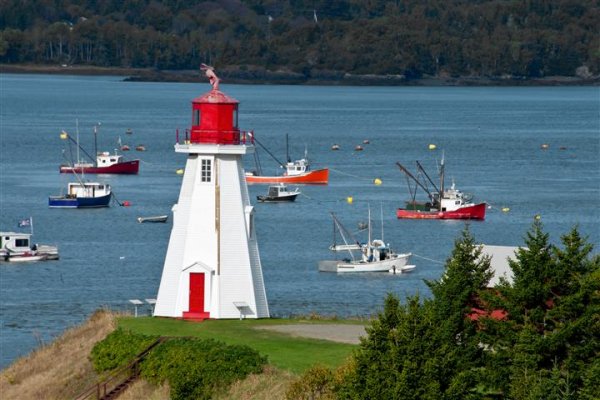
[1,0,597,81]
[287,222,599,399]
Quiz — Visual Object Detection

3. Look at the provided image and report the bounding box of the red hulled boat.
[59,125,139,174]
[395,157,486,220]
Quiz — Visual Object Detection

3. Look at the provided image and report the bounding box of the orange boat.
[246,157,329,184]
[246,134,329,184]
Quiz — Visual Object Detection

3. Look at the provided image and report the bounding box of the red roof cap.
[193,89,238,104]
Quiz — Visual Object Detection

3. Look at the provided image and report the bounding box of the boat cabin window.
[101,159,106,164]
[15,238,29,247]
[193,109,200,126]
[110,158,116,162]
[201,159,212,182]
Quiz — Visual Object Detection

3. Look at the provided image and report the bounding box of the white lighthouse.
[154,67,269,320]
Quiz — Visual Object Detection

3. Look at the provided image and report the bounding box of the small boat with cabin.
[0,231,59,262]
[256,184,300,202]
[49,180,112,208]
[59,123,139,174]
[319,208,413,273]
[396,155,486,220]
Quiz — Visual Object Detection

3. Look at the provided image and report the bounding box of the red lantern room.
[190,89,240,145]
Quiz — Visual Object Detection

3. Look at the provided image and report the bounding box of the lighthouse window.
[233,108,238,128]
[201,159,212,182]
[194,109,200,126]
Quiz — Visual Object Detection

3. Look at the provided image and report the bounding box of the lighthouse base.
[182,311,211,321]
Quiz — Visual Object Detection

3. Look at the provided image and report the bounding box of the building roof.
[480,245,521,287]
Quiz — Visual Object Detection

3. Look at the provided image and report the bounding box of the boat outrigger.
[245,134,329,185]
[59,122,139,174]
[396,155,486,220]
[319,207,413,273]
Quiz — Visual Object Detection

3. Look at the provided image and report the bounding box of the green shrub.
[90,328,158,372]
[140,338,267,400]
[285,365,337,400]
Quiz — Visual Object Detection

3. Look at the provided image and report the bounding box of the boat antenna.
[286,133,291,162]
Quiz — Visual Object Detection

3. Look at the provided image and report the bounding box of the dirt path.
[257,324,367,344]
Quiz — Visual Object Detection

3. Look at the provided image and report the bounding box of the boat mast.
[396,162,435,200]
[93,122,101,166]
[439,151,445,197]
[76,119,80,165]
[380,203,384,243]
[367,205,372,259]
[286,133,291,162]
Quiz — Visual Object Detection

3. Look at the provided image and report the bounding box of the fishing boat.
[319,208,413,273]
[59,123,139,174]
[245,134,329,184]
[256,184,300,202]
[0,231,59,262]
[396,156,486,220]
[49,181,112,208]
[137,215,168,223]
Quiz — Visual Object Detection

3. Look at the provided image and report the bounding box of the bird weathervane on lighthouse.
[153,65,269,320]
[200,63,220,91]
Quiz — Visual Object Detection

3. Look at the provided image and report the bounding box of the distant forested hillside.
[1,0,598,81]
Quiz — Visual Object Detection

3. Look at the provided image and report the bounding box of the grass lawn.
[119,317,365,374]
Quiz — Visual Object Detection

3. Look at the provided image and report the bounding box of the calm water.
[1,74,598,368]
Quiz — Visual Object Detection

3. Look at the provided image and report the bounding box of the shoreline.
[2,64,598,86]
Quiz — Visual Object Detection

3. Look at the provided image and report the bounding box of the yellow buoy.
[59,131,68,140]
[428,144,436,150]
[373,178,382,185]
[176,168,184,175]
[502,207,510,213]
[347,196,353,204]
[534,214,541,220]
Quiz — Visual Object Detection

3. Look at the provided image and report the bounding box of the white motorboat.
[319,207,412,273]
[0,230,59,262]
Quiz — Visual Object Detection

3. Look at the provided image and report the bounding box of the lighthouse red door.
[189,273,205,312]
[183,273,209,319]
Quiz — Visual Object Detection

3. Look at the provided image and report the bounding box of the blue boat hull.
[48,194,111,208]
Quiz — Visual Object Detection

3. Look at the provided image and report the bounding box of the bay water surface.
[1,74,598,368]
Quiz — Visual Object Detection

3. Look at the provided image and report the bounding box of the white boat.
[137,215,168,223]
[0,231,59,262]
[319,208,412,273]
